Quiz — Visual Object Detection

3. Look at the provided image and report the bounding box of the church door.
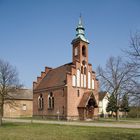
[86,98,95,119]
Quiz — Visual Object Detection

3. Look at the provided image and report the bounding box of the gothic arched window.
[38,94,44,110]
[48,92,54,109]
[75,47,78,56]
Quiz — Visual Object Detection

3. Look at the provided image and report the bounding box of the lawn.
[0,123,140,140]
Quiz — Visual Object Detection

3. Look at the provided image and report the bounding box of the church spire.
[76,15,85,36]
[72,15,89,44]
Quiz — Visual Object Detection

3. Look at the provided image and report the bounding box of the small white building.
[99,92,110,117]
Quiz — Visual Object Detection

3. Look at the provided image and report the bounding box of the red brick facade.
[33,19,99,120]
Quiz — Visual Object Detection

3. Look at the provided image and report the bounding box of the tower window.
[82,46,86,57]
[75,47,78,56]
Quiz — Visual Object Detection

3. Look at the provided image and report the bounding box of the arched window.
[88,72,91,89]
[48,92,54,109]
[82,46,86,57]
[52,97,54,108]
[87,98,96,107]
[72,75,76,87]
[49,96,51,109]
[77,69,80,87]
[38,94,44,110]
[74,47,78,56]
[92,79,94,89]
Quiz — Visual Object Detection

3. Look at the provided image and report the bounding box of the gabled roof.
[34,63,72,91]
[78,92,91,108]
[78,91,98,108]
[8,89,33,100]
[99,91,108,101]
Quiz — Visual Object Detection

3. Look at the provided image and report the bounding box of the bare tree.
[126,31,140,74]
[124,31,140,109]
[97,56,136,121]
[128,81,140,115]
[0,59,22,125]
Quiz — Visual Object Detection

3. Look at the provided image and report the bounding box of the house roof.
[8,89,33,100]
[78,91,98,108]
[35,63,72,91]
[99,91,107,101]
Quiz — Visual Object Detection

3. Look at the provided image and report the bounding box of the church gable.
[78,92,98,108]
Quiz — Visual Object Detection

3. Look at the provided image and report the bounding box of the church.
[33,17,99,120]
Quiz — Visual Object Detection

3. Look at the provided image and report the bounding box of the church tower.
[71,16,89,66]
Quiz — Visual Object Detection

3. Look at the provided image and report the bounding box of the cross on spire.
[78,13,82,25]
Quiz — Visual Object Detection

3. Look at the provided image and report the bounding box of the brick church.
[33,17,99,120]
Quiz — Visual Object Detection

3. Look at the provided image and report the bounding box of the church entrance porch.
[78,92,98,120]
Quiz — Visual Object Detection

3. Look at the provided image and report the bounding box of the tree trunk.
[111,112,113,118]
[0,115,2,126]
[116,109,119,121]
[0,103,3,126]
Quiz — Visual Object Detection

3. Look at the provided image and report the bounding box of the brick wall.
[33,87,67,119]
[3,100,32,118]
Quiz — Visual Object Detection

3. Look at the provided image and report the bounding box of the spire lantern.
[72,16,89,44]
[76,16,85,36]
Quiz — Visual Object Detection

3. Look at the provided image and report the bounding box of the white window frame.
[88,72,91,89]
[77,69,80,87]
[72,75,76,87]
[92,79,95,89]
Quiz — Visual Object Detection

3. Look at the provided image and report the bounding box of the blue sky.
[0,0,140,88]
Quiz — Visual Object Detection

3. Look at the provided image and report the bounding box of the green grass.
[98,118,140,124]
[0,123,140,140]
[11,116,140,123]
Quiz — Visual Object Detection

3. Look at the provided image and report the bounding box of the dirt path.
[2,118,140,129]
